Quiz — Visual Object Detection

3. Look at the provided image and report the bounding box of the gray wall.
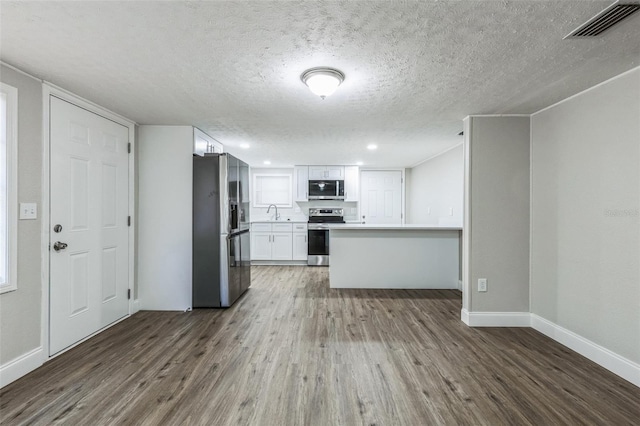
[467,116,530,312]
[407,144,463,226]
[531,69,639,363]
[0,65,43,363]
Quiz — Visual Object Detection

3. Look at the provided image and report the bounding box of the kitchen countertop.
[329,224,462,231]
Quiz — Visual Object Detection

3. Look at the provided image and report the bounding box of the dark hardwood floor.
[1,266,639,425]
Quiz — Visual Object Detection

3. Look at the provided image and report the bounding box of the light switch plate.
[20,203,37,220]
[478,278,488,292]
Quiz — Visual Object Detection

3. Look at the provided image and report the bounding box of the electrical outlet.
[19,203,37,220]
[427,207,431,215]
[449,207,454,216]
[478,278,488,292]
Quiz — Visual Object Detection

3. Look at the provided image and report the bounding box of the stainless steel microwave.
[308,180,345,200]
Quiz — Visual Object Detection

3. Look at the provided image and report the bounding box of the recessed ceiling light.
[356,161,363,166]
[240,143,250,149]
[367,144,377,150]
[263,160,271,165]
[301,67,345,99]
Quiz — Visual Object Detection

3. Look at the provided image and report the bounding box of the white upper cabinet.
[193,128,222,156]
[308,166,326,179]
[308,166,344,180]
[294,166,308,201]
[344,166,359,202]
[296,165,358,202]
[326,166,345,179]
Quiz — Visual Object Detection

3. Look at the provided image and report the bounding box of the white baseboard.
[531,314,640,388]
[462,310,531,327]
[457,280,462,291]
[461,308,470,325]
[250,260,308,266]
[0,346,44,388]
[132,299,140,314]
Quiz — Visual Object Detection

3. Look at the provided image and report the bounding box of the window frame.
[252,173,293,208]
[0,82,18,294]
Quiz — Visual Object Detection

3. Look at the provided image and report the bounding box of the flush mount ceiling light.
[240,143,250,149]
[367,144,378,150]
[301,67,345,99]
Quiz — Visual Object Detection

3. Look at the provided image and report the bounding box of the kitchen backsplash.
[251,200,359,222]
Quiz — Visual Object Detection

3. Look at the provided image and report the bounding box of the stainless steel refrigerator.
[193,153,251,307]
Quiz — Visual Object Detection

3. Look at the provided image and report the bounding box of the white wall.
[465,116,530,313]
[138,126,193,311]
[0,65,43,366]
[531,68,640,364]
[407,144,463,226]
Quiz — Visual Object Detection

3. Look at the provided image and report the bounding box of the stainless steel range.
[307,208,344,266]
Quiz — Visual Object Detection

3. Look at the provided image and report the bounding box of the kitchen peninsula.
[329,224,462,289]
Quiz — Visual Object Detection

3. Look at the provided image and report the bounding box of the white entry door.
[360,170,403,224]
[49,96,130,355]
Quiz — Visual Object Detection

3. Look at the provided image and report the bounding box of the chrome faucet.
[267,204,280,221]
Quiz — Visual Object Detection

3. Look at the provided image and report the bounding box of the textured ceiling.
[1,1,639,167]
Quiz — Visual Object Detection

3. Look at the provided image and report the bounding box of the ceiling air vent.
[564,1,640,38]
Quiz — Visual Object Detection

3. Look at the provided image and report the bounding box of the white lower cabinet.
[292,222,308,261]
[293,233,308,260]
[251,232,273,260]
[272,233,293,260]
[251,222,307,261]
[293,232,308,260]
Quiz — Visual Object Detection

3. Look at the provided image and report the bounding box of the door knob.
[53,241,68,252]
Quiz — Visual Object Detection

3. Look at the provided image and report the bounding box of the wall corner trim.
[531,314,640,388]
[461,308,470,325]
[463,311,531,327]
[0,347,44,388]
[132,299,141,314]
